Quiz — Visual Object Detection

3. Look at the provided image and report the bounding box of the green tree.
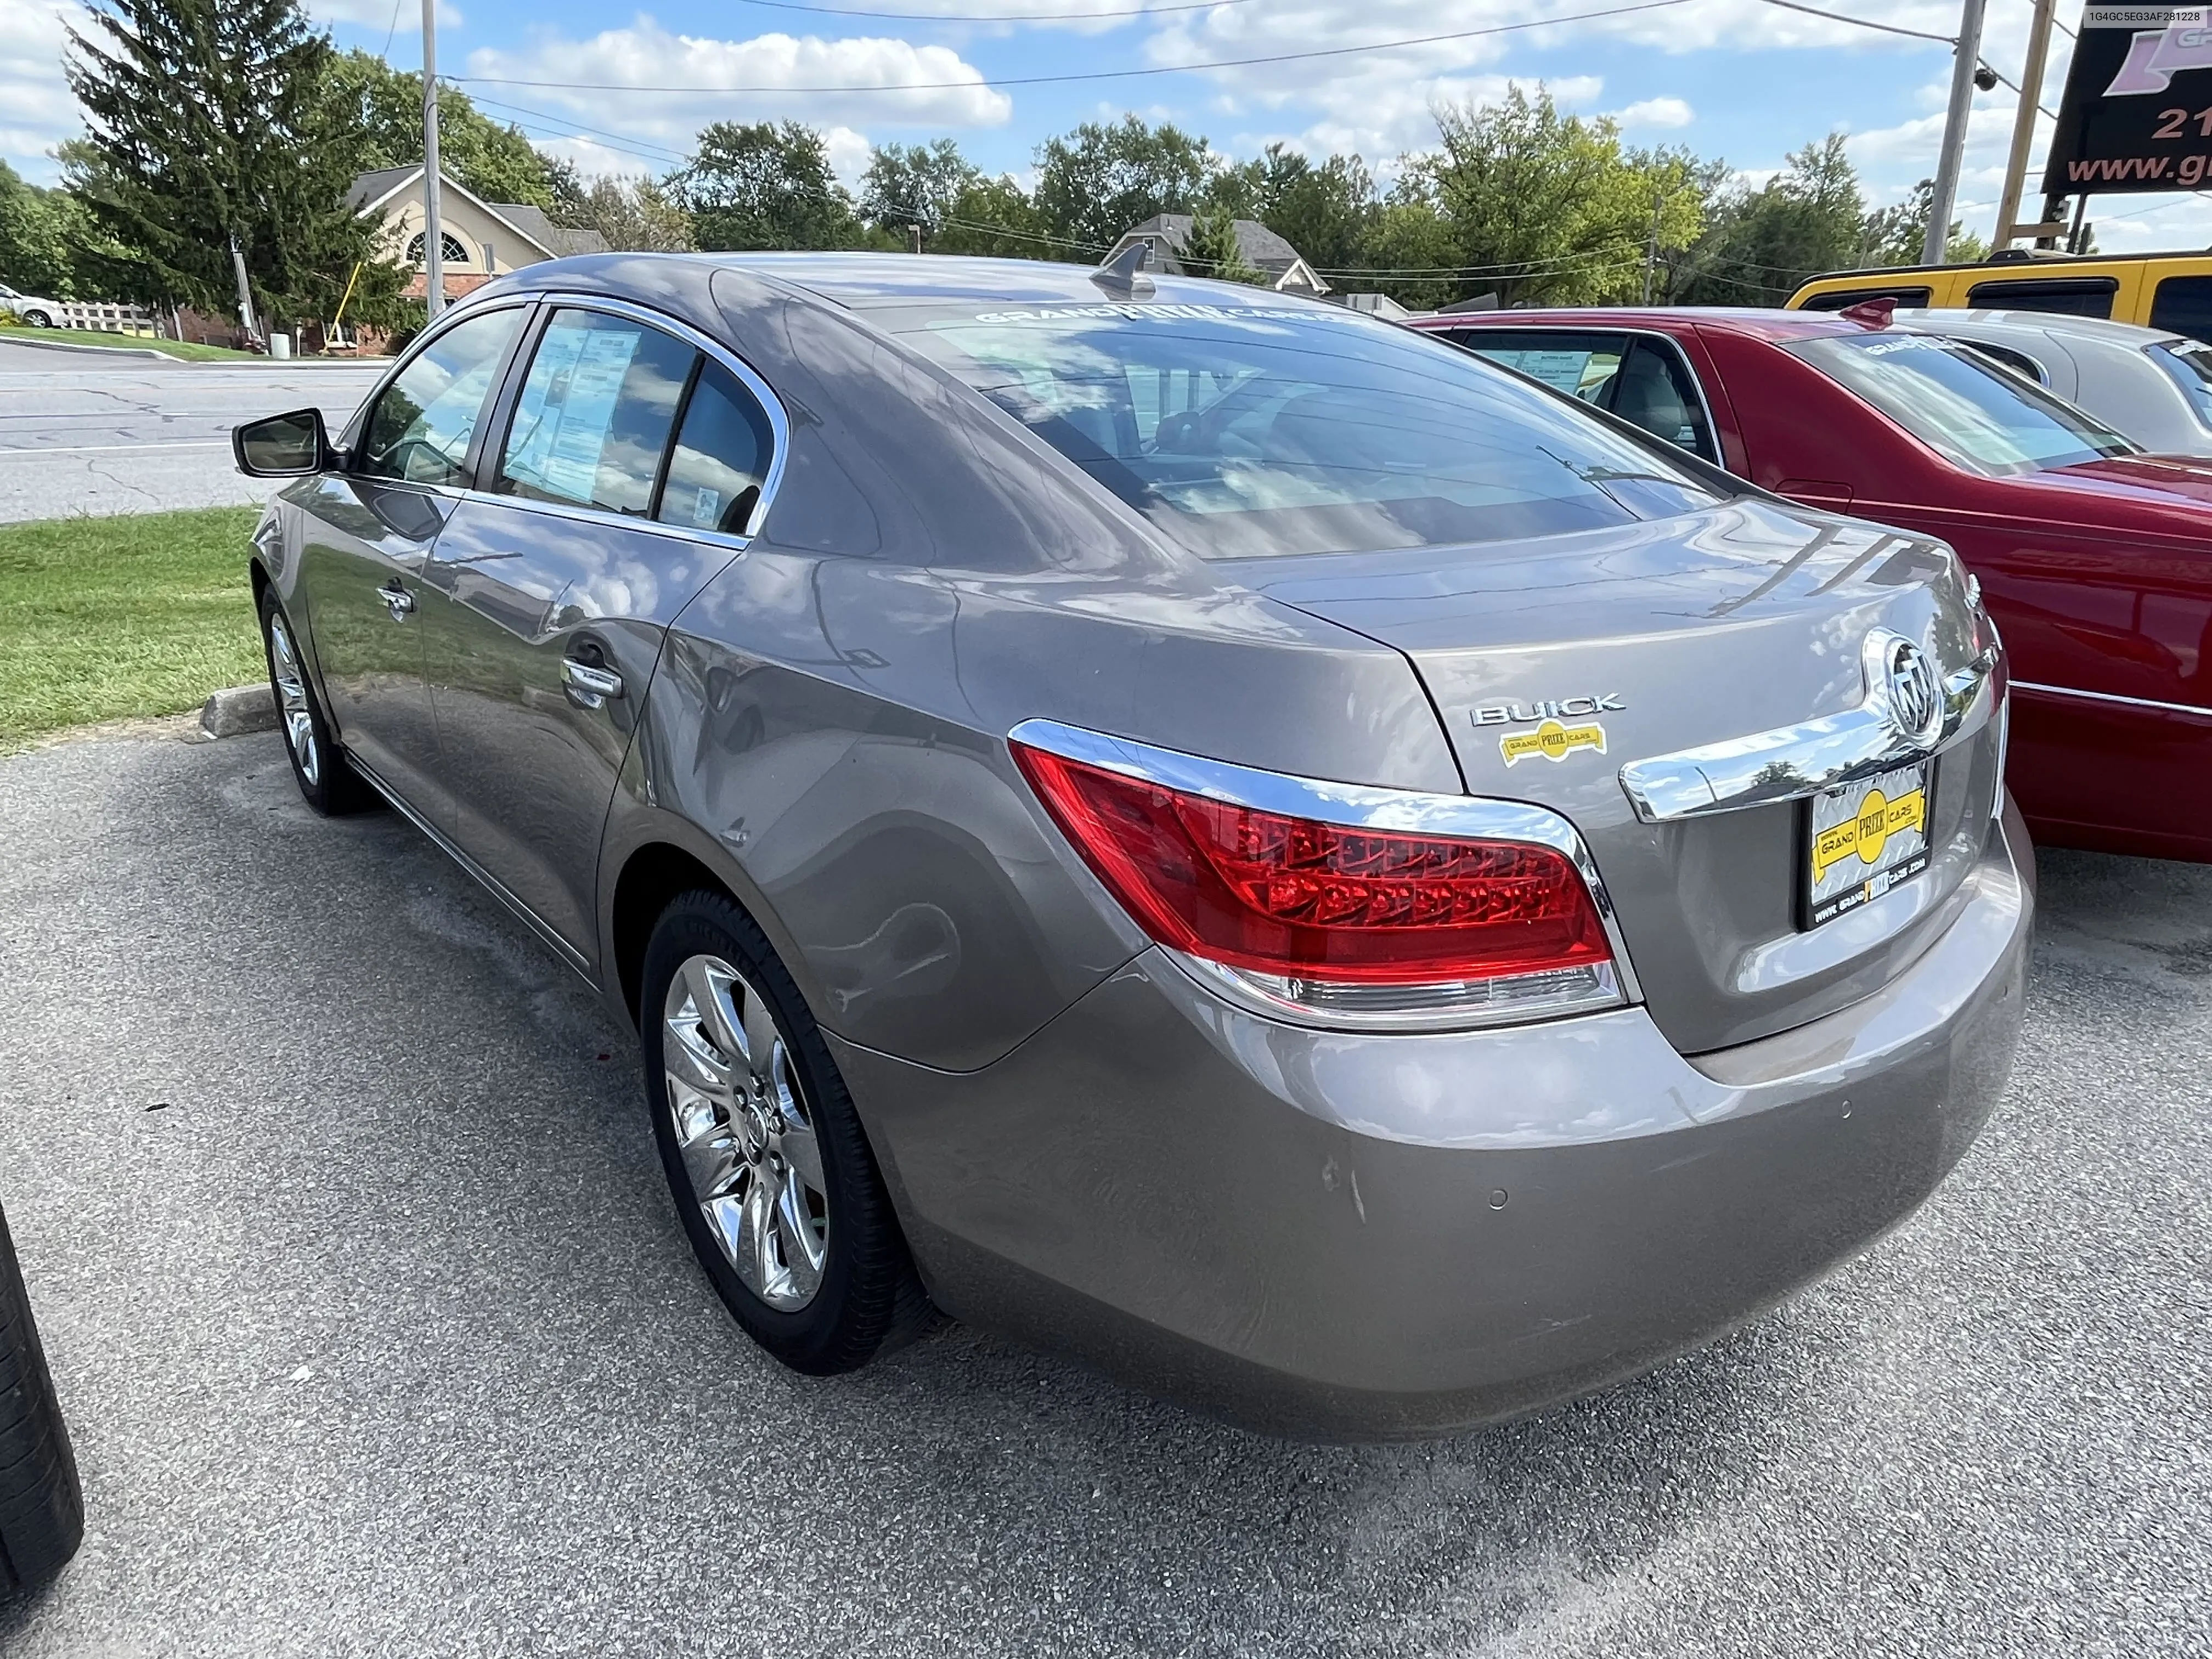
[64,0,401,330]
[929,174,1057,259]
[860,138,981,242]
[1181,204,1263,283]
[1861,178,1991,267]
[1232,144,1376,275]
[674,121,860,251]
[326,49,557,209]
[1033,115,1215,253]
[546,164,695,251]
[1412,87,1678,307]
[0,162,84,297]
[1677,134,1870,304]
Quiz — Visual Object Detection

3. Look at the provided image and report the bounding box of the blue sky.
[4,0,2205,253]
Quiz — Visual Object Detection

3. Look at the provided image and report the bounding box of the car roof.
[674,251,1333,312]
[1888,307,2188,348]
[1407,306,1875,343]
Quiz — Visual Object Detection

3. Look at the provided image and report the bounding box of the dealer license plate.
[1804,762,1932,928]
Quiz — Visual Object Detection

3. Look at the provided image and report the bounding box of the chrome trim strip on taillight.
[1006,717,1645,1022]
[1165,952,1625,1034]
[1617,632,2002,826]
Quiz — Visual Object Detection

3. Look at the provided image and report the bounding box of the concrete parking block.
[198,683,275,738]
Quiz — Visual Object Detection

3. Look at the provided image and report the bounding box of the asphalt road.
[0,341,382,522]
[0,729,2205,1657]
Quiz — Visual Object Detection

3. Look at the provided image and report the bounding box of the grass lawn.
[0,506,263,753]
[0,324,263,363]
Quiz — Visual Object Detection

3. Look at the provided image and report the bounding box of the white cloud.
[1612,95,1693,128]
[304,0,461,32]
[460,17,1012,171]
[1,0,83,183]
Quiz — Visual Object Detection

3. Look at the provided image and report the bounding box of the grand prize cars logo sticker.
[1500,720,1609,765]
[1811,781,1928,882]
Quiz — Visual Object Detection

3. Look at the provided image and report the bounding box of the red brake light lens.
[1013,744,1614,986]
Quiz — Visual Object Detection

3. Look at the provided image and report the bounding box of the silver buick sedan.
[233,253,2029,1439]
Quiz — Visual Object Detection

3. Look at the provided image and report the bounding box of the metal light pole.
[1923,0,1990,266]
[421,0,444,321]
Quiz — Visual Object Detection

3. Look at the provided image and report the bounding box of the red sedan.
[1410,306,2212,862]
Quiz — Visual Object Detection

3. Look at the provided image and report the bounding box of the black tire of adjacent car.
[258,589,376,817]
[0,1206,83,1594]
[18,311,51,329]
[640,891,932,1374]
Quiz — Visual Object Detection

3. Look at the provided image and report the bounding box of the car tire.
[641,890,931,1375]
[0,1205,83,1594]
[18,311,51,329]
[258,589,375,816]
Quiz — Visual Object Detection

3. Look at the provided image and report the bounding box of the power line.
[1757,0,1955,47]
[453,0,1694,94]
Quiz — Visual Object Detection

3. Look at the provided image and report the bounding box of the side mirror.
[233,408,335,477]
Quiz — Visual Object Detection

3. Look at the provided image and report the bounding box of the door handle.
[562,656,625,707]
[377,581,415,619]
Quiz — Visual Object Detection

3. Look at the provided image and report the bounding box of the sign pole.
[1925,0,1991,266]
[422,0,444,322]
[1994,0,2062,247]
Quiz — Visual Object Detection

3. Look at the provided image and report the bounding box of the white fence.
[54,301,159,334]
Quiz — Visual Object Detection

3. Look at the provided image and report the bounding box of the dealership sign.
[2045,5,2212,191]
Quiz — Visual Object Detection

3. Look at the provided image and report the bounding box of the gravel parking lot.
[0,341,380,522]
[0,729,2205,1657]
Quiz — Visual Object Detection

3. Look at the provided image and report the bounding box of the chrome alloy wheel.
[662,955,829,1310]
[267,612,320,788]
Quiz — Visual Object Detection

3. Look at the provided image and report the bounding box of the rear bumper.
[834,803,2034,1440]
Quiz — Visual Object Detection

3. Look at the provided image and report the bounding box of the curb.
[0,335,382,367]
[200,684,277,738]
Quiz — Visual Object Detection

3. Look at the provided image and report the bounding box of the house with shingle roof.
[1099,215,1330,296]
[348,166,607,303]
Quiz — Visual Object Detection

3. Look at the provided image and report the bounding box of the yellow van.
[1787,251,2212,343]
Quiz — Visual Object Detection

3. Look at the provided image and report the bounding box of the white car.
[0,282,59,328]
[1895,307,2212,457]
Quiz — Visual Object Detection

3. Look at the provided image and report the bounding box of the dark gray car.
[233,253,2029,1440]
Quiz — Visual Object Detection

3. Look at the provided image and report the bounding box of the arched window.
[405,230,470,268]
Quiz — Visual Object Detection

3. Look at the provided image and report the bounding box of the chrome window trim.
[475,291,792,546]
[1006,716,1645,1025]
[338,294,541,461]
[1618,631,2002,825]
[2013,679,2212,720]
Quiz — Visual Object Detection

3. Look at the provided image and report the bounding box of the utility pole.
[1994,0,2061,249]
[1923,0,1990,266]
[228,232,259,347]
[1642,185,1662,304]
[421,0,444,321]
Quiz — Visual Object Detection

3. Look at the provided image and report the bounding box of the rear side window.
[496,308,696,516]
[1798,285,1933,312]
[885,302,1722,561]
[655,361,776,536]
[1452,331,1716,461]
[1444,331,1626,403]
[1963,276,2118,319]
[2149,275,2212,345]
[357,307,524,487]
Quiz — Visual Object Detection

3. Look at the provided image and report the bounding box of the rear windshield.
[881,300,1721,560]
[1784,331,2137,476]
[2148,338,2212,432]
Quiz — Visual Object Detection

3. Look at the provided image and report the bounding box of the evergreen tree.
[64,0,398,330]
[1181,205,1262,284]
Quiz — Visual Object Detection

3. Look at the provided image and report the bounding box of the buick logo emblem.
[1882,636,1942,742]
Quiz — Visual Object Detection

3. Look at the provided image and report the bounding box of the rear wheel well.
[611,843,736,1025]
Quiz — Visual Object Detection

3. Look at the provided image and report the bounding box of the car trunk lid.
[1235,499,2004,1054]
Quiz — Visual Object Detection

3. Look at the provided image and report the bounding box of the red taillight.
[1012,744,1613,986]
